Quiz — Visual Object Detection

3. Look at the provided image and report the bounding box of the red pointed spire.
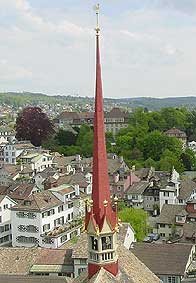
[91,32,112,226]
[85,5,118,233]
[85,6,119,279]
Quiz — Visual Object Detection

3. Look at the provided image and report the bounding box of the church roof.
[72,235,162,283]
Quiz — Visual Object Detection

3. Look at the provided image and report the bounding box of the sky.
[1,0,196,98]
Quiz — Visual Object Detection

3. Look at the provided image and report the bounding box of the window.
[80,259,87,264]
[160,224,165,228]
[168,276,177,283]
[165,200,168,204]
[60,234,68,243]
[68,202,73,209]
[0,235,9,243]
[42,238,54,244]
[43,224,50,232]
[4,224,9,231]
[3,204,8,210]
[42,209,55,218]
[54,216,64,227]
[16,236,39,244]
[163,191,169,197]
[160,233,165,237]
[132,195,138,200]
[58,205,64,213]
[0,216,2,223]
[12,152,15,156]
[176,216,183,222]
[101,236,112,250]
[91,236,98,251]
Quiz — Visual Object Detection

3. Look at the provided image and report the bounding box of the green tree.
[76,125,93,157]
[144,158,157,168]
[140,130,182,161]
[160,107,189,130]
[181,148,196,171]
[55,129,77,146]
[119,208,148,241]
[159,149,184,173]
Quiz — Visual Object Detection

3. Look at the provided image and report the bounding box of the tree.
[159,149,184,173]
[55,129,77,146]
[76,125,93,157]
[16,107,54,146]
[181,148,196,171]
[144,158,157,168]
[119,207,148,241]
[160,107,189,130]
[140,130,182,161]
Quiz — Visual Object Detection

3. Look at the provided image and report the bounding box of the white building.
[11,190,81,248]
[0,195,17,246]
[188,141,196,153]
[159,167,180,211]
[4,141,34,165]
[20,152,54,173]
[0,127,15,142]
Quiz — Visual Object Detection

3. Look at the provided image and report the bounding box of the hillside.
[1,92,196,110]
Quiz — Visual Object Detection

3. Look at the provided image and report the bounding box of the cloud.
[0,0,196,98]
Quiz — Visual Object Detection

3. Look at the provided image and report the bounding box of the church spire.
[85,4,119,279]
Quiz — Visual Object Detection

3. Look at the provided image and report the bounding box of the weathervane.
[93,3,100,35]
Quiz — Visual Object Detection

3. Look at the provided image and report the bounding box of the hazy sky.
[1,0,196,98]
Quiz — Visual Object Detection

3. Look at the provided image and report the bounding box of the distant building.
[57,107,129,135]
[0,127,15,142]
[188,141,196,152]
[165,128,187,148]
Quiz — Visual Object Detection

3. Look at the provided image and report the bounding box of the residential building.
[30,249,74,277]
[156,204,187,239]
[0,165,20,185]
[20,152,54,173]
[0,195,17,246]
[0,127,15,142]
[4,141,34,165]
[132,243,195,283]
[57,107,129,136]
[110,170,140,199]
[104,107,129,135]
[0,247,71,282]
[125,181,150,208]
[11,190,81,248]
[165,128,187,148]
[159,167,180,211]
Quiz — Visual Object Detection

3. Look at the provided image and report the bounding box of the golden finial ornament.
[89,199,93,207]
[114,196,118,205]
[93,3,100,35]
[95,224,100,236]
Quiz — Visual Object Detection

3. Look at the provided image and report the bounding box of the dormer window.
[24,200,31,206]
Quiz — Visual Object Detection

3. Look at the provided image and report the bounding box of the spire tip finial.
[94,3,100,35]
